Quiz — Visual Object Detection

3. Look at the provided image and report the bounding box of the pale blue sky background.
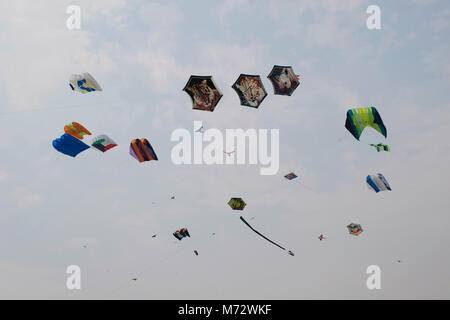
[0,0,449,299]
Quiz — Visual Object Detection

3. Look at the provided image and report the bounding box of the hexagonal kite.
[347,223,363,236]
[183,75,223,112]
[267,65,300,96]
[231,74,267,108]
[228,198,246,210]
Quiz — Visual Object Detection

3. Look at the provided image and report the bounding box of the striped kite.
[345,107,387,140]
[370,143,390,152]
[64,122,91,140]
[130,138,158,163]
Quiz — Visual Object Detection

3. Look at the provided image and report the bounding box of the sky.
[0,0,449,299]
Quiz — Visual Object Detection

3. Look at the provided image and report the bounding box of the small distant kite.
[228,198,247,210]
[232,74,268,108]
[53,133,90,157]
[194,250,198,256]
[267,65,300,96]
[130,138,158,163]
[370,143,390,152]
[152,234,157,238]
[183,75,223,112]
[64,122,91,140]
[288,251,295,256]
[366,173,391,193]
[345,107,387,141]
[171,196,175,199]
[69,72,102,94]
[91,134,117,152]
[318,234,325,241]
[347,223,363,236]
[132,278,137,281]
[173,228,190,241]
[284,172,298,180]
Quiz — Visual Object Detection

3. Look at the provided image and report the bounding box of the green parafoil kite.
[345,107,387,140]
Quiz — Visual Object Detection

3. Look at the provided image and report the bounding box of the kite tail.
[240,216,286,251]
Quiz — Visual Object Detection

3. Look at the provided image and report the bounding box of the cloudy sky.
[0,0,449,299]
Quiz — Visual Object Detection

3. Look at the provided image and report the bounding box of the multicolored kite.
[231,74,267,108]
[64,122,91,140]
[130,138,158,163]
[91,134,117,152]
[284,172,298,180]
[69,72,102,94]
[173,228,190,241]
[347,223,363,236]
[267,65,300,96]
[183,76,223,112]
[345,107,387,140]
[370,143,390,152]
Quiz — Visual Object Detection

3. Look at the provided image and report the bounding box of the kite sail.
[240,216,289,252]
[366,174,392,193]
[69,72,102,94]
[231,74,267,108]
[267,65,300,96]
[130,138,158,163]
[183,76,223,112]
[52,133,90,157]
[284,172,298,180]
[91,134,117,152]
[370,143,390,152]
[64,122,91,140]
[345,107,387,140]
[347,223,363,236]
[173,228,190,241]
[228,198,247,210]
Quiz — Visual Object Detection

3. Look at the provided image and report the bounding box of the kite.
[130,138,158,163]
[240,216,291,254]
[194,250,198,256]
[345,107,387,140]
[91,134,117,152]
[228,198,246,210]
[64,122,91,140]
[366,173,392,193]
[347,223,363,236]
[318,234,325,241]
[173,228,190,241]
[370,143,390,152]
[52,133,90,157]
[69,72,102,94]
[183,75,223,112]
[267,65,300,96]
[284,172,298,180]
[231,74,268,108]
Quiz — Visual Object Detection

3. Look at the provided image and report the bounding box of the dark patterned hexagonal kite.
[267,65,300,96]
[183,75,223,112]
[228,197,246,210]
[231,74,268,108]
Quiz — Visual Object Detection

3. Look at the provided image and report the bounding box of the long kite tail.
[240,216,286,251]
